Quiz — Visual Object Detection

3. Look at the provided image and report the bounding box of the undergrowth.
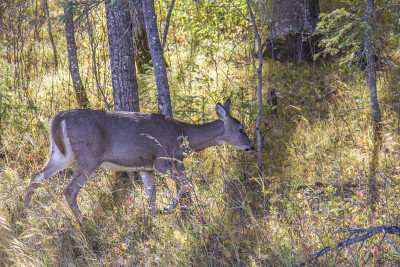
[1,59,400,266]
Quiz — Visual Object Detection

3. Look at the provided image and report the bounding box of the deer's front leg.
[141,171,156,212]
[176,178,192,219]
[156,160,192,215]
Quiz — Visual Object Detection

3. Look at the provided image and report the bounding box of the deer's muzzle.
[245,145,255,152]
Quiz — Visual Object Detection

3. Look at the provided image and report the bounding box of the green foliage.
[316,0,399,67]
[315,8,368,65]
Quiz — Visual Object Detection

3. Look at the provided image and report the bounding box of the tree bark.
[105,0,140,112]
[142,0,173,117]
[364,0,382,212]
[129,0,152,74]
[64,0,89,108]
[264,0,320,62]
[105,0,141,202]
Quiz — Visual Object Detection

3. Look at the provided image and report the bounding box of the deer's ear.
[223,99,231,112]
[216,103,228,120]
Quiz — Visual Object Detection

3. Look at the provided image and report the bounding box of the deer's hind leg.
[63,161,100,218]
[25,141,73,207]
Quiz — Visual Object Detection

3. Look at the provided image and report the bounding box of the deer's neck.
[181,120,224,152]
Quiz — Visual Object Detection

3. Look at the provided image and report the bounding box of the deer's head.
[216,99,255,152]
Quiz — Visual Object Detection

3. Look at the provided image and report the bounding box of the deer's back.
[50,110,185,167]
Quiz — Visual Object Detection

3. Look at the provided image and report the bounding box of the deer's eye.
[239,128,244,133]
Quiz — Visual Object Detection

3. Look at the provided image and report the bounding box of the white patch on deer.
[32,172,45,182]
[48,120,74,168]
[100,161,153,171]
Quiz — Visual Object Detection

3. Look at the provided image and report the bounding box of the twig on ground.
[311,226,400,261]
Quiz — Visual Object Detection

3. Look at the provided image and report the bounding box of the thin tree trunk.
[162,0,176,51]
[364,0,382,211]
[86,10,109,110]
[64,0,89,108]
[130,0,152,74]
[0,117,3,159]
[42,0,58,69]
[246,0,263,174]
[365,2,381,124]
[142,0,173,117]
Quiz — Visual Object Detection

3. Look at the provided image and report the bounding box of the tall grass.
[2,58,400,265]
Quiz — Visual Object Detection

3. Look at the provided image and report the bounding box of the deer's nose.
[245,145,255,152]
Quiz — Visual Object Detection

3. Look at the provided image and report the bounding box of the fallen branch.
[311,226,400,261]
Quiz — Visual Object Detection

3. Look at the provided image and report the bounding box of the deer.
[24,99,254,218]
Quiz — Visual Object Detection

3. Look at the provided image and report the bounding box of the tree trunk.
[42,0,58,69]
[129,0,152,74]
[142,0,173,117]
[246,0,263,174]
[105,0,140,112]
[365,2,381,124]
[364,0,382,212]
[105,0,141,203]
[161,0,176,51]
[42,0,58,70]
[264,0,320,62]
[64,0,89,108]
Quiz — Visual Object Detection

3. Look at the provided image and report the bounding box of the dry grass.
[1,59,400,266]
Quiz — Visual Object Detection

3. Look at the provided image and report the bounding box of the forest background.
[1,0,400,265]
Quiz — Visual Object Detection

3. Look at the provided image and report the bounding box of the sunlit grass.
[2,56,400,264]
